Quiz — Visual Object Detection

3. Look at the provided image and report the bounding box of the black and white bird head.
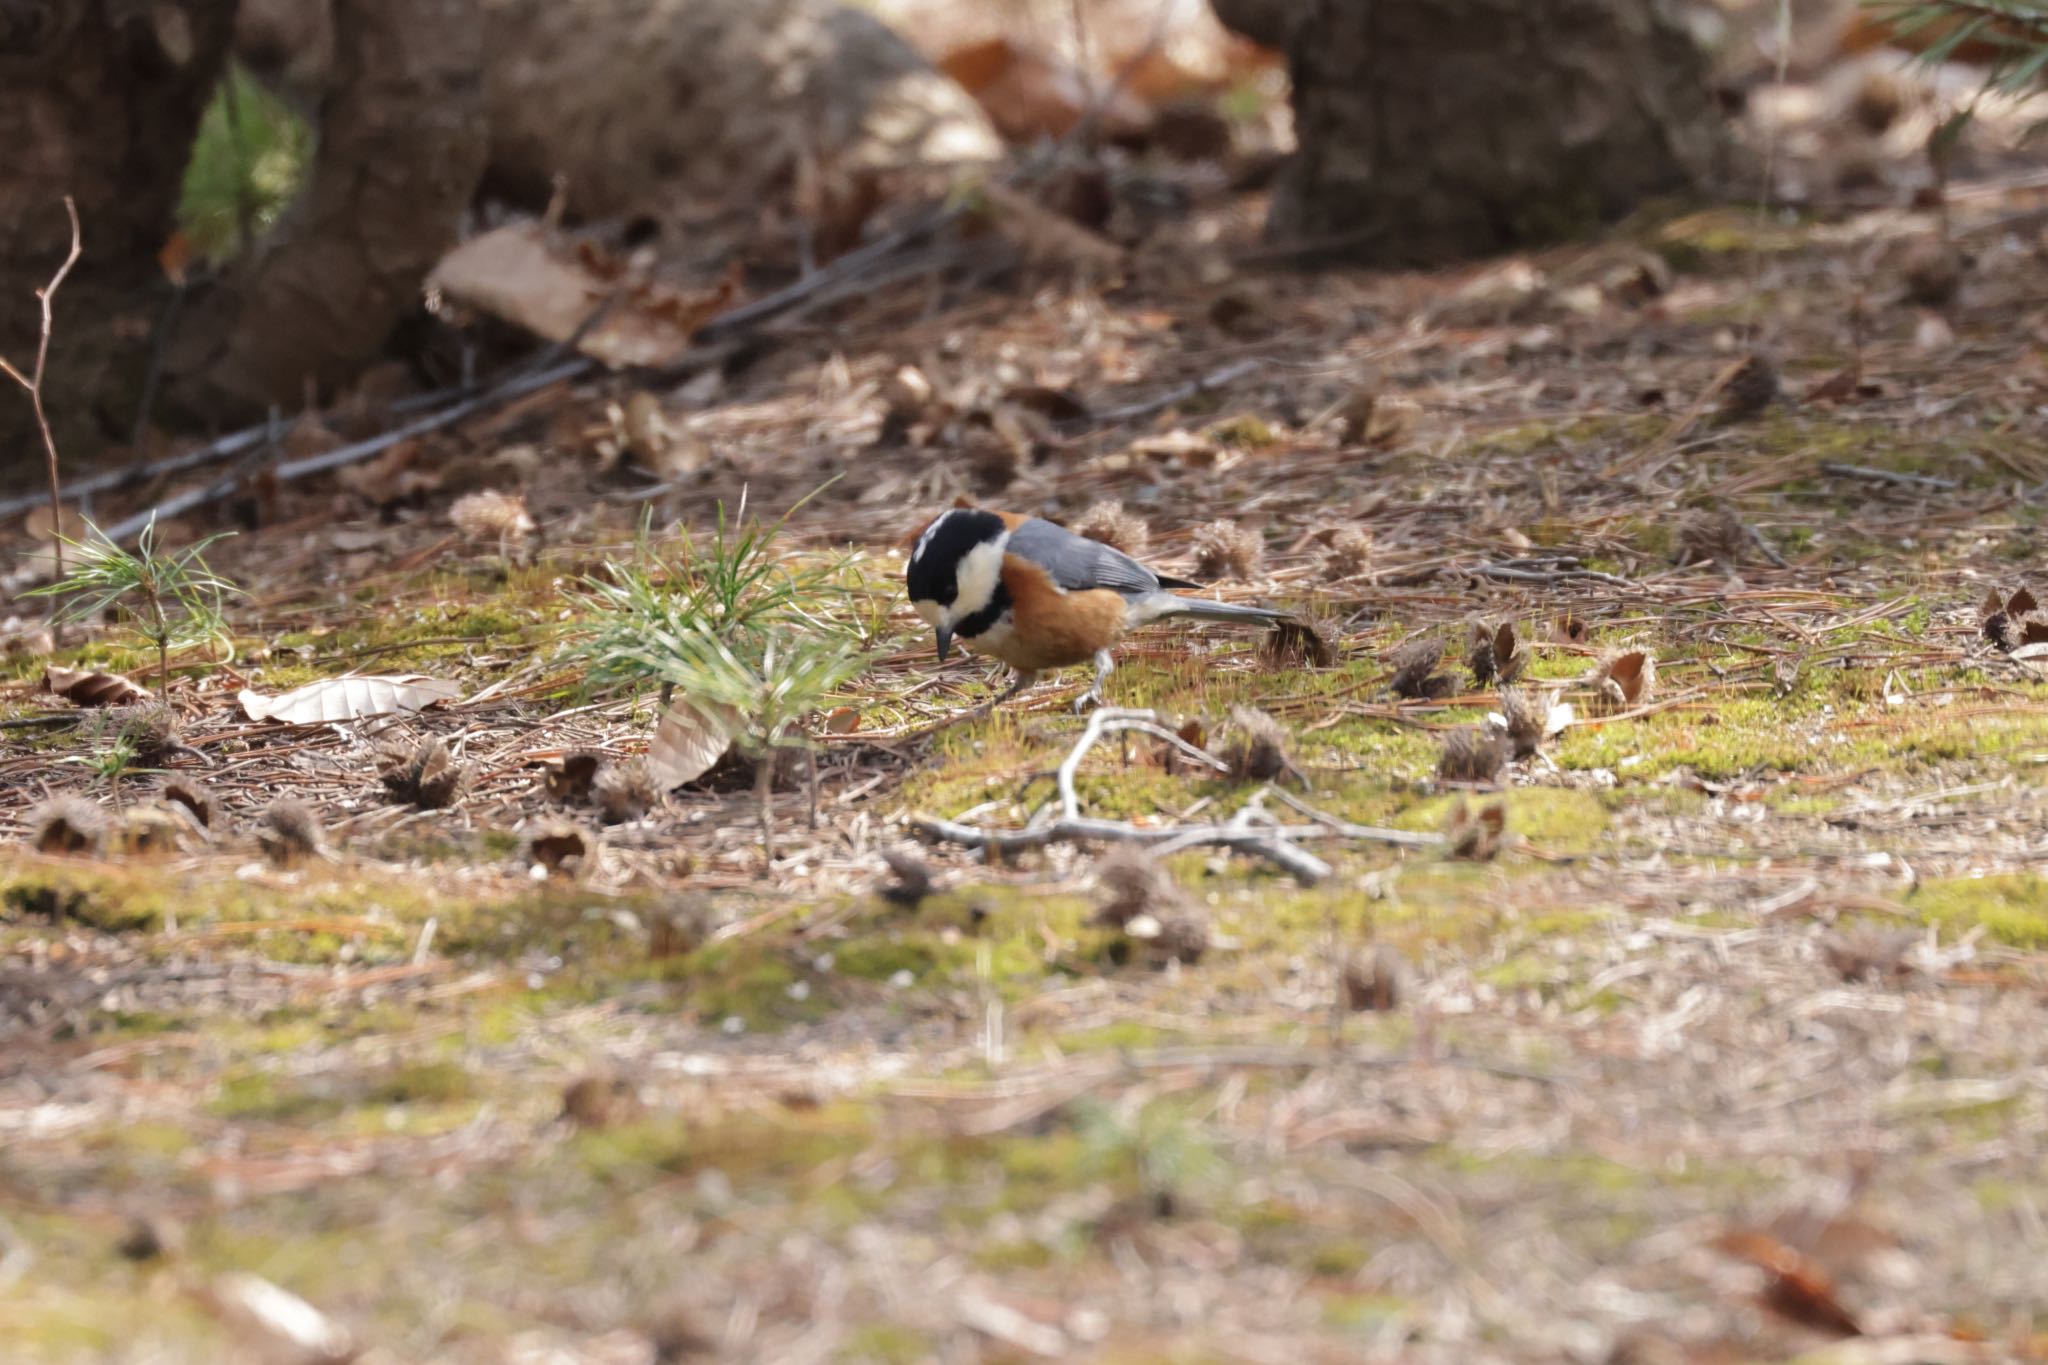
[905,507,1009,662]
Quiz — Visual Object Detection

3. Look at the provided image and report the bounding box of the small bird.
[905,506,1292,710]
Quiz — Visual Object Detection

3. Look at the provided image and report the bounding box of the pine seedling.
[29,515,238,688]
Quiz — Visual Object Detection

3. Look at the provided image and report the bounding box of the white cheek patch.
[913,600,944,629]
[952,536,1008,618]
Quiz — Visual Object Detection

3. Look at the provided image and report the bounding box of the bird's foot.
[1071,649,1115,714]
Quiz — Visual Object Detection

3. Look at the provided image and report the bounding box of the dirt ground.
[8,28,2048,1364]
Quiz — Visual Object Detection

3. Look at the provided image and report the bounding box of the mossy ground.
[11,152,2048,1365]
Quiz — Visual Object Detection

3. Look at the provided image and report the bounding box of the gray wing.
[1009,518,1165,597]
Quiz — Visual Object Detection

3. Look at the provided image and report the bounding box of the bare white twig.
[1,196,83,581]
[913,709,1435,884]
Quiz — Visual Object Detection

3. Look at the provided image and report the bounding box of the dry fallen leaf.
[428,221,740,369]
[45,665,153,708]
[1712,1229,1863,1337]
[1127,428,1222,469]
[645,696,736,788]
[939,36,1149,144]
[432,225,745,370]
[240,675,462,724]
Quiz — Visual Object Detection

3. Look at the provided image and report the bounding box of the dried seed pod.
[1594,649,1657,712]
[1498,687,1544,760]
[1342,944,1407,1011]
[257,799,325,867]
[1334,386,1380,445]
[879,847,936,907]
[448,489,537,544]
[116,1213,183,1263]
[544,751,605,802]
[1261,619,1336,669]
[1468,621,1522,686]
[648,904,706,958]
[560,1073,641,1130]
[105,704,190,764]
[1217,705,1291,783]
[1092,848,1180,929]
[116,804,190,858]
[1717,353,1780,423]
[1070,500,1149,556]
[1820,926,1918,982]
[1127,909,1209,965]
[1321,527,1373,580]
[158,776,219,830]
[529,821,594,877]
[1445,798,1507,860]
[29,796,107,856]
[593,760,658,824]
[1980,587,2037,654]
[378,736,466,810]
[1898,236,1963,309]
[1437,727,1507,784]
[1675,504,1748,568]
[1189,519,1261,580]
[1851,68,1907,134]
[1388,634,1447,699]
[1467,622,1498,687]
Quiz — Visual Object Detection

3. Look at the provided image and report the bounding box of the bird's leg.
[1073,650,1115,713]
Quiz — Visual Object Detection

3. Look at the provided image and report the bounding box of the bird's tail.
[1135,593,1295,628]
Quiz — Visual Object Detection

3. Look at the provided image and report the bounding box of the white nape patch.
[949,534,1009,624]
[912,513,950,562]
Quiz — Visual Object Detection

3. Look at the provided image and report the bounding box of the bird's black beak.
[935,626,953,663]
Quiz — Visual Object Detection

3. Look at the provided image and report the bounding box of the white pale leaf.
[206,1272,354,1363]
[239,674,463,724]
[646,696,737,788]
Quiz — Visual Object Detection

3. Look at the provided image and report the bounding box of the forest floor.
[7,147,2048,1361]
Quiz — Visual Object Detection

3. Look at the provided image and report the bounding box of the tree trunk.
[0,0,486,467]
[0,1,239,456]
[159,0,487,423]
[1269,0,1730,265]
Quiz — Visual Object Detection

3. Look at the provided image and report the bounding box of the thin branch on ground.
[96,356,596,545]
[1818,461,1959,491]
[910,708,1435,883]
[1,196,83,581]
[1090,358,1264,425]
